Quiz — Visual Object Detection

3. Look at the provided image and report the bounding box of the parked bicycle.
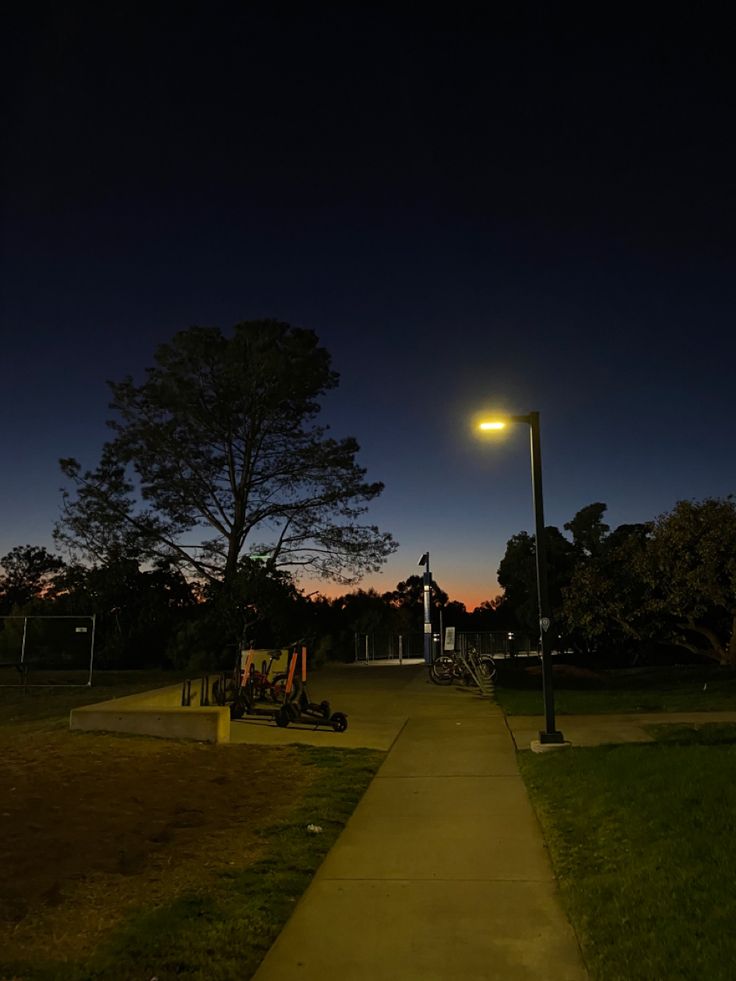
[429,646,497,688]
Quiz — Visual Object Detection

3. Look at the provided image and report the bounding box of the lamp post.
[418,552,433,665]
[479,411,565,745]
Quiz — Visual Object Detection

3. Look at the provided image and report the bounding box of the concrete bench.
[69,680,230,743]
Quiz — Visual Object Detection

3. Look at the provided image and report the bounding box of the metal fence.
[0,615,96,686]
[353,630,534,663]
[353,632,426,662]
[456,630,534,659]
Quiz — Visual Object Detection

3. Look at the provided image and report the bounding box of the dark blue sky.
[2,7,734,606]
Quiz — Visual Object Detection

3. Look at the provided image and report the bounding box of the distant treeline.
[1,495,735,669]
[3,323,734,670]
[0,547,499,670]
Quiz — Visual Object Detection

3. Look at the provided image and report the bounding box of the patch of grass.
[0,669,191,728]
[0,745,383,981]
[645,722,736,745]
[518,739,736,980]
[495,663,736,715]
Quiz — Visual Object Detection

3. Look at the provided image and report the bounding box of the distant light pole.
[479,411,565,745]
[418,552,432,664]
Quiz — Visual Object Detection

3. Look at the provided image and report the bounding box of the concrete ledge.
[69,679,231,743]
[530,739,572,754]
[91,681,201,710]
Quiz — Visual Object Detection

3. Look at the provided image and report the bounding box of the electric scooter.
[274,675,348,732]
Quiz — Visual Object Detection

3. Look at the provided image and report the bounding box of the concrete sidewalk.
[506,709,736,749]
[252,666,587,981]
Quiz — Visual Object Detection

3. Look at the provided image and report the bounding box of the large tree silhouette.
[645,498,736,664]
[56,321,397,587]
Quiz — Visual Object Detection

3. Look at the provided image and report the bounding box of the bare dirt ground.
[0,722,314,964]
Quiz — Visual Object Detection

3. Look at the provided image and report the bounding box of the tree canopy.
[55,321,397,588]
[563,502,610,557]
[0,545,65,612]
[644,498,736,664]
[561,521,654,654]
[497,498,736,666]
[496,527,576,635]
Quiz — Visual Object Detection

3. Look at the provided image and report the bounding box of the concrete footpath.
[252,665,587,981]
[506,709,736,749]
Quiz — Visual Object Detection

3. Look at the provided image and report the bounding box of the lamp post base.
[538,729,566,744]
[531,735,572,754]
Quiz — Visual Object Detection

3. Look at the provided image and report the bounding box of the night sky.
[2,7,735,608]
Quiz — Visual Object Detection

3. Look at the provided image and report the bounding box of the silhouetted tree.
[0,545,66,612]
[561,522,654,656]
[564,502,610,557]
[644,498,736,664]
[496,527,577,635]
[383,574,449,632]
[56,321,397,591]
[53,559,197,667]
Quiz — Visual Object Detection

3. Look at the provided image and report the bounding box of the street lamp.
[479,411,565,746]
[418,552,433,665]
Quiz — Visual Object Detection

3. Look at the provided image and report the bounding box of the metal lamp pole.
[418,552,432,665]
[510,412,564,744]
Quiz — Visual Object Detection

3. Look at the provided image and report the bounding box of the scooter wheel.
[269,674,288,701]
[330,712,348,733]
[230,699,245,720]
[275,706,291,727]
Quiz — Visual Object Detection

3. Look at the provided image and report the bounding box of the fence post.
[87,614,96,686]
[20,617,28,666]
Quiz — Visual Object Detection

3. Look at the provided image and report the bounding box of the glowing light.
[478,421,506,431]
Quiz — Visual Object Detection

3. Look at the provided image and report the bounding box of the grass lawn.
[495,661,736,715]
[0,668,193,726]
[0,672,384,981]
[519,723,736,980]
